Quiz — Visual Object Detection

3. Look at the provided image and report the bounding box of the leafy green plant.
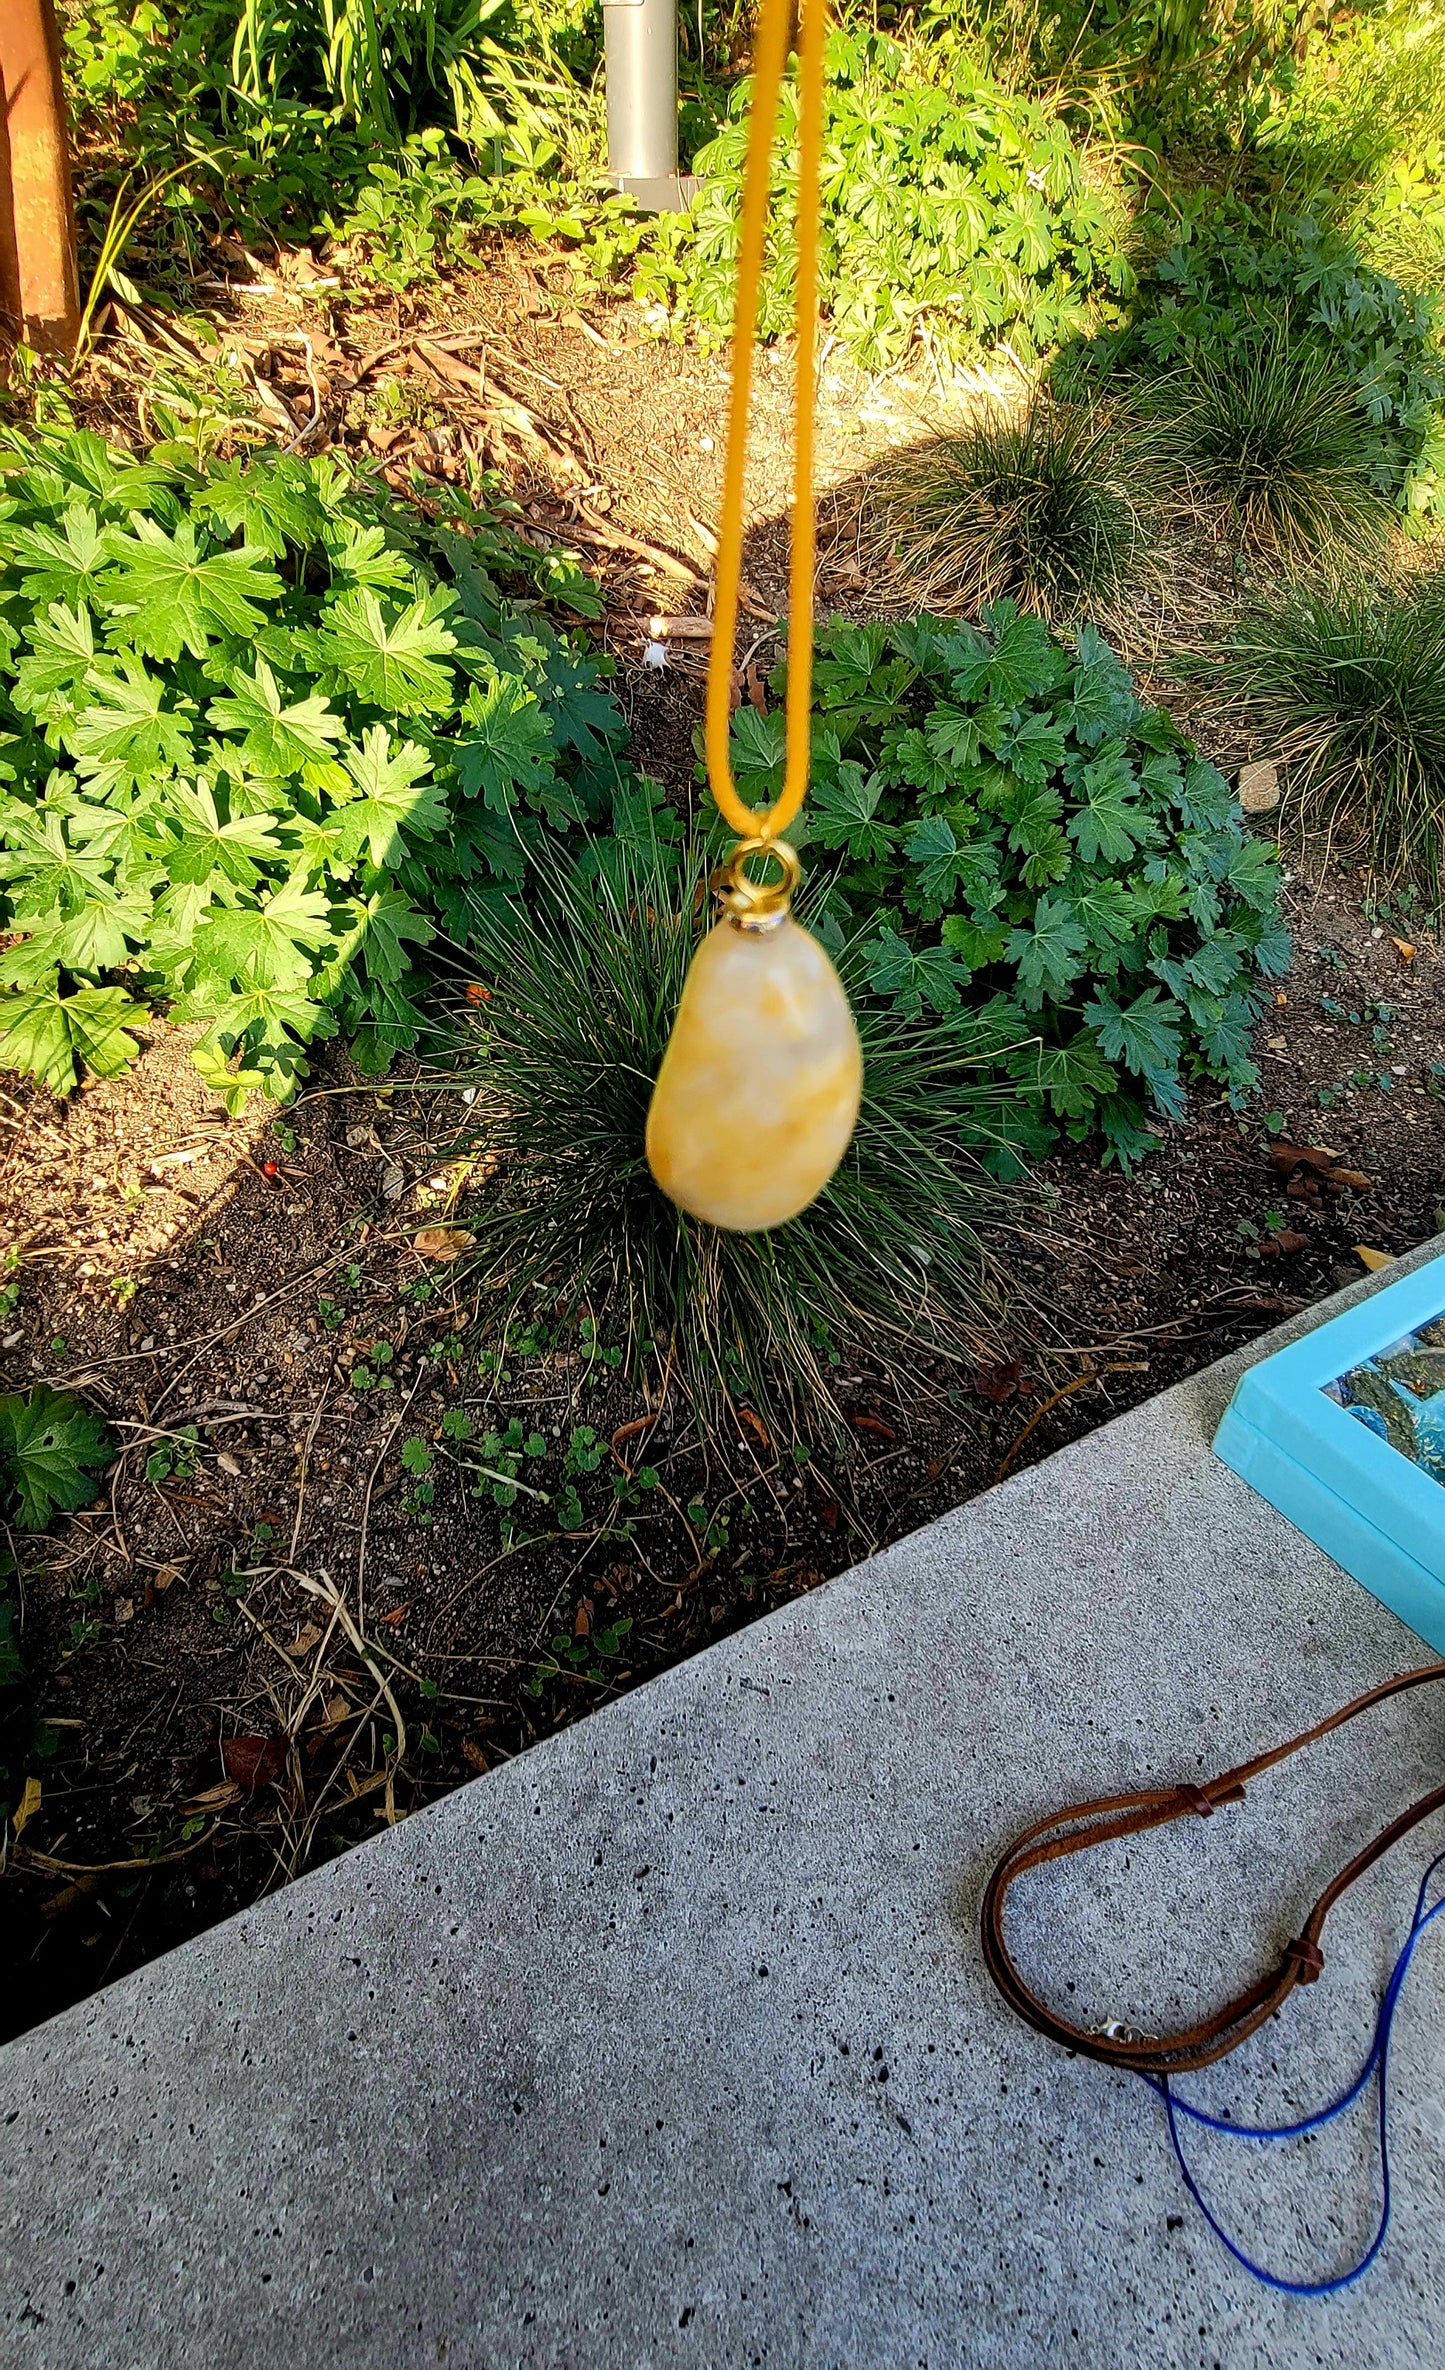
[331,146,495,289]
[443,832,1016,1433]
[735,608,1289,1167]
[61,0,615,281]
[1137,329,1390,557]
[563,1423,606,1477]
[0,425,643,1104]
[0,1387,115,1531]
[527,1610,633,1694]
[144,1422,200,1483]
[635,25,1130,370]
[868,396,1146,623]
[1200,561,1445,901]
[228,0,505,138]
[351,1340,395,1390]
[1086,207,1445,521]
[400,1431,435,1519]
[466,1416,549,1506]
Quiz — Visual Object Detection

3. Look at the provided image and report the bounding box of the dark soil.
[2,247,1443,2044]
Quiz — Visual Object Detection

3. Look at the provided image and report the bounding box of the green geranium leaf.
[1084,984,1185,1091]
[192,876,334,990]
[331,727,449,866]
[1006,892,1089,1008]
[454,676,556,808]
[0,1385,114,1530]
[0,983,146,1095]
[316,588,459,715]
[102,517,283,661]
[207,660,348,776]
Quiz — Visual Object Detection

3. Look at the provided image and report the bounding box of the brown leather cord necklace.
[981,1661,1445,2293]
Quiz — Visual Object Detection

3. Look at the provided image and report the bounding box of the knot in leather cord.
[1284,1936,1325,1983]
[981,1661,1445,2078]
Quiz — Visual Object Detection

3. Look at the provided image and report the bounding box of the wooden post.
[0,0,80,354]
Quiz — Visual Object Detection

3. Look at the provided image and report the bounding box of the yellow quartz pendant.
[646,840,862,1233]
[648,0,848,1233]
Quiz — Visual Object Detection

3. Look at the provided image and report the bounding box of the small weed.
[612,1465,659,1511]
[110,1275,138,1307]
[66,1577,103,1656]
[317,1295,346,1329]
[351,1341,394,1393]
[143,1421,200,1478]
[400,1434,435,1521]
[525,1613,634,1695]
[563,1425,606,1478]
[468,1419,549,1508]
[579,1317,623,1370]
[688,1499,731,1555]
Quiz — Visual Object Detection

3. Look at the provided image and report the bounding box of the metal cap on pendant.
[715,835,801,932]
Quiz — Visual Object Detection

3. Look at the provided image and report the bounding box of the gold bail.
[714,835,801,932]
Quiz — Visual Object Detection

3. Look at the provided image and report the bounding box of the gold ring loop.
[715,835,800,931]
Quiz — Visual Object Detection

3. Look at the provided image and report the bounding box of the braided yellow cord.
[702,0,826,845]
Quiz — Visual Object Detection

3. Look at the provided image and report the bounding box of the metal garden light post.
[0,0,80,353]
[603,0,698,212]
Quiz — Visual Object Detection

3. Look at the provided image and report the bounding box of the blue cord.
[1139,1844,1445,2297]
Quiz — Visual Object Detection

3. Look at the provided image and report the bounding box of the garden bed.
[1,851,1439,2043]
[1,241,1443,2039]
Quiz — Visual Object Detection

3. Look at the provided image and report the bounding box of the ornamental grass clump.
[869,397,1144,624]
[441,836,1021,1434]
[1142,329,1389,557]
[1202,563,1445,899]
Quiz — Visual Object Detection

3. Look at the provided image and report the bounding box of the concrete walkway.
[3,1245,1444,2369]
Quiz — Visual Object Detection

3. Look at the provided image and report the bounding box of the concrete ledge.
[4,1246,1445,2368]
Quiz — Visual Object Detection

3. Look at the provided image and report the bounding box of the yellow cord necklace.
[645,0,862,1234]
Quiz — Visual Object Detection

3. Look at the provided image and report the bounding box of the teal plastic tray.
[1213,1253,1445,1656]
